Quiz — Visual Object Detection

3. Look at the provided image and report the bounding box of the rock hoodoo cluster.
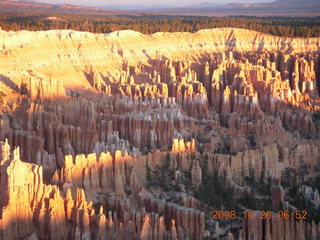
[0,28,320,239]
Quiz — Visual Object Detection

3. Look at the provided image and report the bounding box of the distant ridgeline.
[0,13,319,38]
[0,0,36,2]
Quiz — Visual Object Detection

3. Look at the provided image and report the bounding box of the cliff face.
[0,28,319,89]
[0,28,320,240]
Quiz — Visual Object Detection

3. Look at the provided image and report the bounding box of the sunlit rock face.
[0,28,320,239]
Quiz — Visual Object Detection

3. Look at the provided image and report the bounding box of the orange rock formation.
[0,28,319,239]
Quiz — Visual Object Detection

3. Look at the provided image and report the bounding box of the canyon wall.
[0,28,319,89]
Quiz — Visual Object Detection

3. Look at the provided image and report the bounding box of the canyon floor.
[0,28,320,240]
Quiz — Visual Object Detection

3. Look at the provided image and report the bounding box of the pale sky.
[39,0,273,7]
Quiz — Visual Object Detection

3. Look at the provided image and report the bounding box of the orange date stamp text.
[211,210,308,220]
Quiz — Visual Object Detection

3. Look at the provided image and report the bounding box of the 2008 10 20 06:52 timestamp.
[211,210,308,220]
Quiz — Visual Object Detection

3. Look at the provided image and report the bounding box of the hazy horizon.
[38,0,274,7]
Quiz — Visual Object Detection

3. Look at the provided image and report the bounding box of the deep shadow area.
[0,74,19,92]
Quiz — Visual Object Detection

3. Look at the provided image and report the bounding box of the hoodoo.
[0,27,320,240]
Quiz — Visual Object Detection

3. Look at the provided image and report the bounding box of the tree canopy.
[0,13,319,38]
